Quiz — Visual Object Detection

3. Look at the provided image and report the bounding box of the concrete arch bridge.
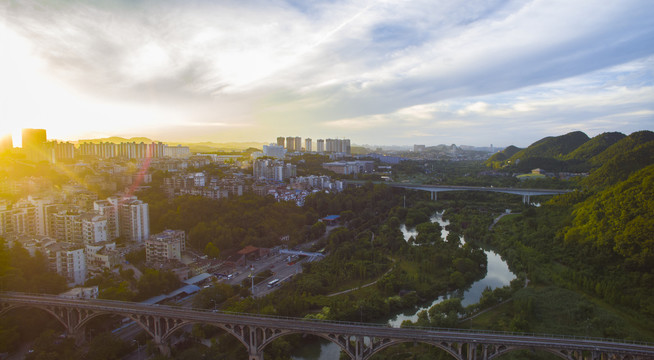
[1,293,652,360]
[344,180,574,204]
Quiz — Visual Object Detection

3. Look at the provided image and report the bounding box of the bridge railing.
[3,291,653,348]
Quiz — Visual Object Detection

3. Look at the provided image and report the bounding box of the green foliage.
[204,242,221,258]
[192,282,237,309]
[151,194,310,252]
[509,131,590,163]
[589,130,654,166]
[85,332,132,360]
[0,239,67,294]
[564,131,625,162]
[25,329,79,360]
[136,269,181,300]
[485,145,522,167]
[566,165,654,268]
[582,140,654,188]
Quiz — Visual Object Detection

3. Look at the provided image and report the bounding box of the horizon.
[8,128,643,150]
[1,1,653,148]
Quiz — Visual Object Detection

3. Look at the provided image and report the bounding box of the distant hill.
[508,131,590,164]
[76,136,156,144]
[74,137,266,153]
[589,130,654,166]
[564,132,625,162]
[175,142,267,153]
[485,145,521,165]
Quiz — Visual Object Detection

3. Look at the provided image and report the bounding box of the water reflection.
[292,211,515,359]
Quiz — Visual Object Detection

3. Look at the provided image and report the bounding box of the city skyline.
[1,0,653,147]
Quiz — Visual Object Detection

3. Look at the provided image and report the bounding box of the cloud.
[1,0,653,144]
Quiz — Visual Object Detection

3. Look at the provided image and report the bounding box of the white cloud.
[1,0,652,145]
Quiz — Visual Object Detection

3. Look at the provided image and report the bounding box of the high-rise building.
[263,144,286,159]
[94,198,120,240]
[81,213,108,244]
[164,145,191,158]
[285,136,295,151]
[325,138,351,154]
[22,128,48,162]
[294,137,302,152]
[0,135,13,154]
[119,197,149,242]
[317,139,325,153]
[146,229,186,263]
[51,141,75,162]
[52,210,82,242]
[305,138,312,152]
[276,137,285,148]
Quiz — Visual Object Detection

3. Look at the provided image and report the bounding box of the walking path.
[326,260,396,297]
[488,211,518,230]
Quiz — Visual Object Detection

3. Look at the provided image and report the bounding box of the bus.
[267,279,280,288]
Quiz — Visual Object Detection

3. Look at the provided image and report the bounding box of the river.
[291,211,515,359]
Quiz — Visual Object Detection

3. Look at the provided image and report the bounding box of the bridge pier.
[522,194,530,204]
[431,191,437,201]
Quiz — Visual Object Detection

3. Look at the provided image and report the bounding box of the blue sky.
[1,0,653,147]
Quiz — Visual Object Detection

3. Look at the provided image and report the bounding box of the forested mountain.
[583,140,654,188]
[486,130,653,173]
[589,130,654,166]
[563,132,625,162]
[485,145,521,165]
[507,131,590,164]
[565,164,654,270]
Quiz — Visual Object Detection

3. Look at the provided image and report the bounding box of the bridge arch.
[366,339,464,360]
[256,329,351,358]
[160,318,251,349]
[0,303,72,332]
[488,345,575,360]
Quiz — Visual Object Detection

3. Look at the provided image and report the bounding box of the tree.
[204,242,220,259]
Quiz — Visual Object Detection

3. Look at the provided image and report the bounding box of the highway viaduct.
[1,293,652,360]
[343,180,575,204]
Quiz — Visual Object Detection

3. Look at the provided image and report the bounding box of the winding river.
[291,211,515,359]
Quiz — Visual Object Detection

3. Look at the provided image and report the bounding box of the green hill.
[583,140,654,188]
[589,130,654,166]
[567,164,654,270]
[564,132,625,162]
[486,145,521,162]
[508,131,590,165]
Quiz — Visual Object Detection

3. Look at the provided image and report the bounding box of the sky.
[1,0,653,148]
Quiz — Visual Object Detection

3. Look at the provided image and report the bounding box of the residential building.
[22,128,48,163]
[45,242,87,285]
[285,136,295,151]
[305,138,312,152]
[119,197,149,242]
[276,137,285,147]
[164,145,191,158]
[146,230,186,263]
[262,144,286,159]
[94,199,120,239]
[294,137,302,152]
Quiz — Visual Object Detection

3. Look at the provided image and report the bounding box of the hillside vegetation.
[486,130,654,173]
[563,131,625,161]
